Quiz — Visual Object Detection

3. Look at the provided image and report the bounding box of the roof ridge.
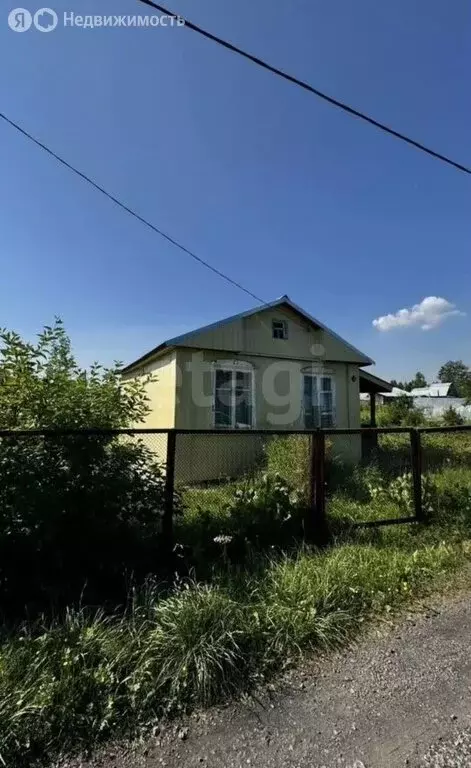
[121,297,374,373]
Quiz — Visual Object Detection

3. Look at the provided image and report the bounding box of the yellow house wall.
[122,351,177,467]
[175,348,360,431]
[174,348,361,482]
[124,350,177,428]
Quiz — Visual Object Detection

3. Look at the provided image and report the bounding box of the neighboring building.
[409,382,458,398]
[375,386,412,404]
[121,296,390,481]
[368,381,470,421]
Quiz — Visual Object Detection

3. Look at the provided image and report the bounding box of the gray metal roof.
[381,387,413,398]
[121,296,374,374]
[410,383,452,397]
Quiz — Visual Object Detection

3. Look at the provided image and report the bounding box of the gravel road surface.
[68,593,471,768]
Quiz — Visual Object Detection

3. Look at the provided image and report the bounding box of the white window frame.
[272,318,288,340]
[211,361,255,429]
[302,373,336,429]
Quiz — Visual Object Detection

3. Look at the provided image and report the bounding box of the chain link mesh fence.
[2,425,468,615]
[175,431,311,511]
[325,430,415,527]
[420,429,471,521]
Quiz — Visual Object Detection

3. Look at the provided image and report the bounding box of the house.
[121,296,391,481]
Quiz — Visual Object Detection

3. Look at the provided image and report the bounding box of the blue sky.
[1,0,470,381]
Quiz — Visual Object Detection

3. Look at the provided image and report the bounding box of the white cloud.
[373,296,465,332]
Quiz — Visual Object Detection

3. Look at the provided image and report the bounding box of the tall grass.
[1,512,469,767]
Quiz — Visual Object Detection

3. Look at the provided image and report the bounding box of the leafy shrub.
[0,320,170,616]
[405,408,426,427]
[179,473,305,570]
[442,406,465,427]
[375,395,424,427]
[224,473,304,546]
[0,436,172,614]
[366,471,437,518]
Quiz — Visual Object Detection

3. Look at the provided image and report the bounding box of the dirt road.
[74,593,471,768]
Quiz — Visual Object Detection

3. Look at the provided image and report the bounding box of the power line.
[138,0,471,177]
[0,111,265,305]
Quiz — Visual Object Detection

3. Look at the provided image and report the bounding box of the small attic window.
[272,319,288,340]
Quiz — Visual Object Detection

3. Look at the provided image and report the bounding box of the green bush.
[442,406,465,427]
[224,473,304,546]
[366,471,436,518]
[0,320,170,617]
[179,473,305,568]
[375,395,424,427]
[404,408,426,427]
[0,436,171,615]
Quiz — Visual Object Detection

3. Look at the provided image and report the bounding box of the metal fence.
[1,425,470,551]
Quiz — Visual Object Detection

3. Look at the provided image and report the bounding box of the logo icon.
[33,7,57,31]
[8,8,32,31]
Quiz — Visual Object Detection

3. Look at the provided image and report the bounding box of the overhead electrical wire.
[0,112,266,304]
[138,0,471,176]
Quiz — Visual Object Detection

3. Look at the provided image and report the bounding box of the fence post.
[308,430,328,544]
[410,429,423,521]
[163,429,177,558]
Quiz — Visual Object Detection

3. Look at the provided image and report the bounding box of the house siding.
[122,351,177,469]
[174,348,361,482]
[181,307,369,364]
[124,350,177,429]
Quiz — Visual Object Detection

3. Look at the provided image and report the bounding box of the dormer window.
[272,319,288,340]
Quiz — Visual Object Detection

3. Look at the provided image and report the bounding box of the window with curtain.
[303,374,335,428]
[214,366,254,428]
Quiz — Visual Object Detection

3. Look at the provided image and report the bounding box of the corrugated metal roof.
[410,383,452,397]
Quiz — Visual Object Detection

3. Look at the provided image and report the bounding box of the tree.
[0,319,171,617]
[390,379,409,391]
[0,318,150,429]
[390,372,427,391]
[409,371,427,390]
[437,360,471,398]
